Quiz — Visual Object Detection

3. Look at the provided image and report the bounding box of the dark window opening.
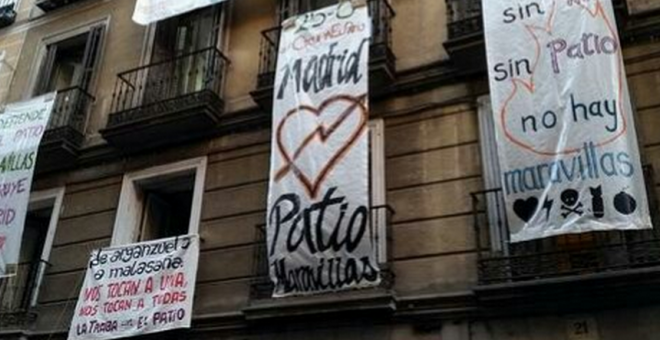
[35,25,104,96]
[0,204,53,312]
[278,0,338,22]
[138,174,195,241]
[152,5,222,62]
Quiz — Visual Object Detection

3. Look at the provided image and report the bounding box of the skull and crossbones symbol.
[561,189,584,218]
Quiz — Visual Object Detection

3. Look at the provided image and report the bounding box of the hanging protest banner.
[0,93,55,277]
[266,1,379,297]
[133,0,226,25]
[68,235,199,340]
[483,0,652,242]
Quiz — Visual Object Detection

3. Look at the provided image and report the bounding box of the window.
[0,188,64,311]
[369,119,387,265]
[151,5,223,62]
[476,96,653,274]
[477,96,507,252]
[34,24,104,96]
[278,0,338,22]
[111,158,207,246]
[138,174,195,241]
[143,5,224,103]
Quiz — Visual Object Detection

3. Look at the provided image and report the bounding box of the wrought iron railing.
[255,0,395,90]
[446,0,483,40]
[45,86,94,137]
[472,165,660,285]
[109,47,229,123]
[250,205,395,299]
[445,0,631,41]
[0,260,49,326]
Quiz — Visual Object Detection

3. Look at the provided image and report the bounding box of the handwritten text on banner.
[0,94,55,277]
[68,235,200,340]
[266,1,379,297]
[483,0,652,242]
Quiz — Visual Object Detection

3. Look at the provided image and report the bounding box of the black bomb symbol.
[561,189,584,218]
[614,190,637,215]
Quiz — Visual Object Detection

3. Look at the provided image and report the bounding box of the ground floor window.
[111,158,207,246]
[0,188,64,310]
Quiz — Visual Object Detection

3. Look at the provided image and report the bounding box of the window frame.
[140,3,228,66]
[26,17,109,100]
[111,157,207,246]
[369,119,387,265]
[27,186,65,307]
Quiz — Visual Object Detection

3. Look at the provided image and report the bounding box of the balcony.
[35,0,88,12]
[443,0,634,71]
[0,1,16,29]
[0,261,48,329]
[470,166,660,312]
[444,0,485,71]
[101,47,229,153]
[37,87,94,173]
[244,205,396,320]
[250,0,396,112]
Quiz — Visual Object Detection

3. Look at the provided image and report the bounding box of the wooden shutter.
[34,44,58,96]
[78,24,105,92]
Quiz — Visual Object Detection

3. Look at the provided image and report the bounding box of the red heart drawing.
[275,94,368,199]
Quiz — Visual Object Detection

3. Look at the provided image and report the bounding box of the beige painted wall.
[3,0,451,140]
[2,0,660,337]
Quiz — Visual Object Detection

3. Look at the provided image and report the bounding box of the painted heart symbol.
[275,94,368,199]
[513,197,539,223]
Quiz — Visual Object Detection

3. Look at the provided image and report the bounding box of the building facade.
[0,0,659,339]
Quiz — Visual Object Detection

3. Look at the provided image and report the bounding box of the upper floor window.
[278,0,338,22]
[34,24,104,96]
[0,1,18,29]
[151,5,223,62]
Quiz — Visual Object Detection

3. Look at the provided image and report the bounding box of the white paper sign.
[68,235,200,340]
[133,0,226,25]
[484,0,652,242]
[266,2,379,297]
[0,93,55,277]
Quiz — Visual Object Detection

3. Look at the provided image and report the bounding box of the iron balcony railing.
[445,0,482,40]
[472,165,660,285]
[250,205,395,300]
[256,0,395,89]
[46,86,94,137]
[109,47,229,124]
[445,0,630,41]
[0,260,49,326]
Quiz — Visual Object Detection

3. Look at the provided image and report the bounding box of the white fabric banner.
[0,93,55,277]
[68,235,200,340]
[133,0,226,25]
[266,2,379,297]
[484,0,652,242]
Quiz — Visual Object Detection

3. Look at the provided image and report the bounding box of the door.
[147,5,222,103]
